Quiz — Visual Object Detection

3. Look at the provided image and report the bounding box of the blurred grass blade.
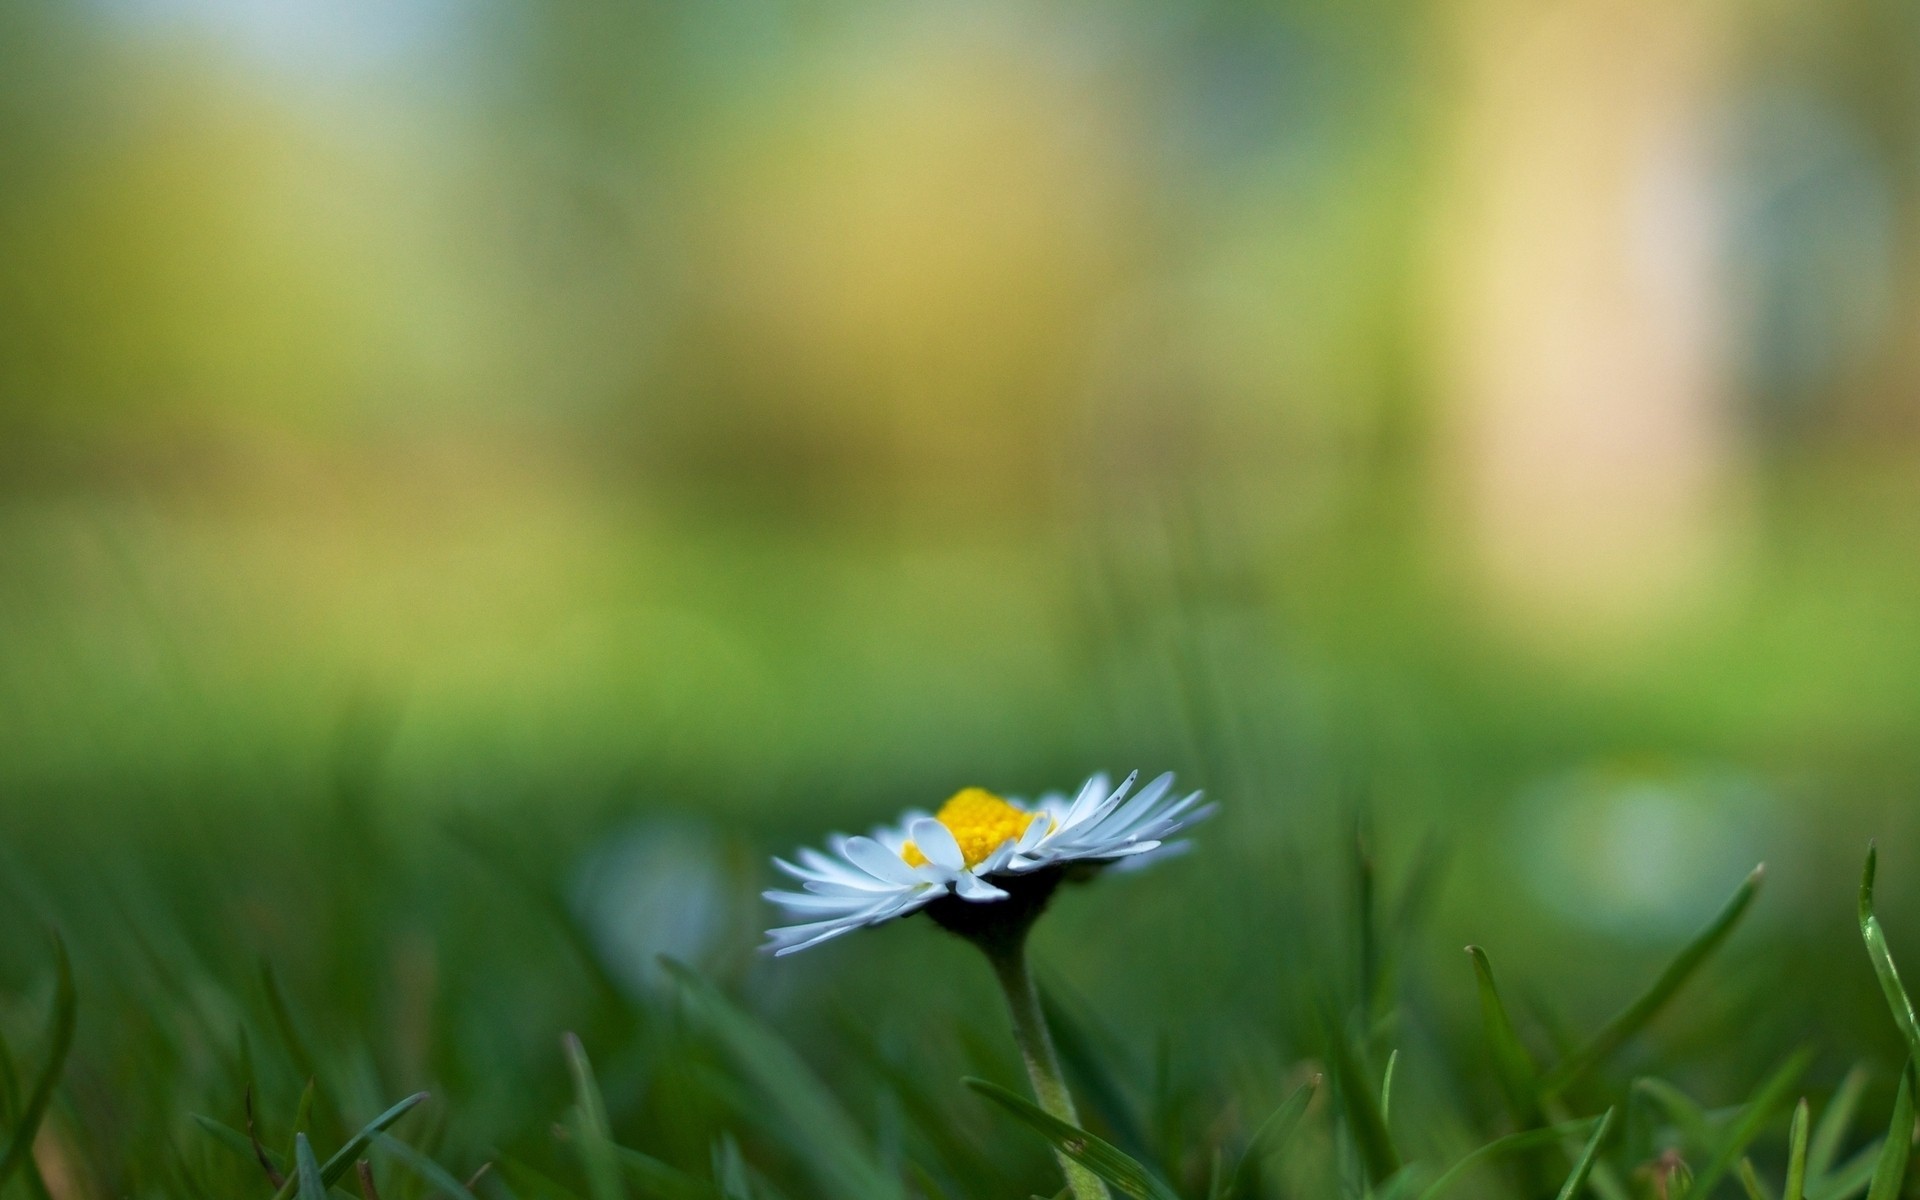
[712,1134,750,1200]
[1863,1066,1912,1200]
[1633,1078,1713,1151]
[663,959,903,1200]
[1689,1048,1812,1197]
[1543,865,1763,1095]
[1467,947,1542,1126]
[194,1113,285,1172]
[1040,989,1154,1165]
[373,1132,481,1200]
[262,963,319,1087]
[1554,1107,1616,1200]
[268,1092,430,1200]
[617,1144,723,1200]
[1380,1050,1399,1128]
[1742,1158,1778,1200]
[1810,1140,1884,1200]
[1786,1098,1810,1200]
[0,934,76,1193]
[1810,1066,1869,1181]
[963,1078,1179,1200]
[1859,847,1920,1061]
[1418,1115,1600,1200]
[297,1133,326,1200]
[1323,1011,1400,1185]
[562,1034,622,1200]
[1226,1075,1318,1200]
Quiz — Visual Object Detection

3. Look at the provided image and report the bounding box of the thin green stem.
[983,936,1113,1200]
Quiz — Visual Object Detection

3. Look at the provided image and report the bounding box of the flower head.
[763,771,1213,956]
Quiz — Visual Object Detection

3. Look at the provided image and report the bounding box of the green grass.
[1,781,1918,1200]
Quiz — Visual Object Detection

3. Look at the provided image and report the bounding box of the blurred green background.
[6,0,1920,1193]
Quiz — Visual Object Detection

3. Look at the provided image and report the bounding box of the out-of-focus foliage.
[7,0,1920,1194]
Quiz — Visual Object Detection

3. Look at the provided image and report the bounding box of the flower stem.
[982,936,1114,1200]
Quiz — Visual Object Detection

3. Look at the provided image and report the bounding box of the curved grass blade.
[0,934,76,1194]
[1555,1109,1616,1200]
[616,1144,724,1200]
[1542,866,1764,1096]
[1689,1048,1812,1198]
[1864,1065,1913,1200]
[1632,1078,1713,1152]
[1810,1140,1884,1200]
[373,1132,482,1200]
[1418,1116,1602,1199]
[562,1034,621,1200]
[1810,1067,1869,1182]
[1467,947,1542,1126]
[267,1092,430,1200]
[1225,1075,1318,1200]
[663,959,903,1200]
[1322,1010,1400,1186]
[296,1133,326,1200]
[1859,847,1920,1062]
[1742,1158,1777,1200]
[1786,1098,1810,1200]
[194,1113,285,1172]
[963,1078,1179,1200]
[1381,1051,1400,1129]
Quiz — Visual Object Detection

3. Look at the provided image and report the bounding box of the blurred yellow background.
[3,0,1918,882]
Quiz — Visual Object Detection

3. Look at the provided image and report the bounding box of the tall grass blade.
[1554,1107,1616,1200]
[1863,1066,1912,1200]
[1689,1048,1812,1197]
[562,1034,622,1200]
[1417,1115,1601,1199]
[374,1132,482,1200]
[0,934,76,1193]
[1859,847,1920,1062]
[267,1092,430,1200]
[1810,1067,1869,1181]
[1225,1075,1318,1200]
[1324,1012,1400,1185]
[663,959,903,1200]
[963,1078,1180,1200]
[1741,1158,1778,1200]
[1542,866,1764,1095]
[296,1133,327,1200]
[1467,947,1542,1125]
[1786,1098,1810,1200]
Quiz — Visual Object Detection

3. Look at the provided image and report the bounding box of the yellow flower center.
[901,788,1042,869]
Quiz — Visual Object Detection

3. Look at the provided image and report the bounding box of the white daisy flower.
[764,771,1214,956]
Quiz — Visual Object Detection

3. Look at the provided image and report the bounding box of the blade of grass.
[1323,1009,1400,1186]
[1863,1066,1912,1200]
[1542,866,1764,1096]
[266,1092,430,1200]
[562,1034,622,1200]
[1859,847,1920,1062]
[1632,1079,1713,1153]
[0,933,76,1194]
[1225,1075,1318,1200]
[1554,1107,1616,1200]
[615,1144,724,1200]
[1786,1098,1809,1200]
[1810,1067,1869,1181]
[1689,1048,1813,1198]
[194,1114,285,1172]
[297,1134,327,1200]
[1418,1114,1603,1200]
[662,959,903,1200]
[963,1078,1180,1200]
[1741,1158,1778,1200]
[1381,1051,1400,1129]
[373,1132,482,1200]
[1467,947,1542,1126]
[1809,1140,1884,1200]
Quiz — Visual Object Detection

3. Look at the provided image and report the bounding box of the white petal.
[954,873,1009,902]
[908,818,965,871]
[841,836,925,885]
